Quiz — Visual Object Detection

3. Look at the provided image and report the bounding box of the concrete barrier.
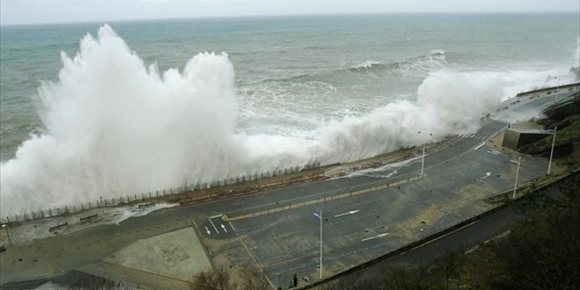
[137,202,155,209]
[48,222,68,233]
[515,82,579,98]
[79,214,99,224]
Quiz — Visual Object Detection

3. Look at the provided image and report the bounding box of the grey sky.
[1,0,579,26]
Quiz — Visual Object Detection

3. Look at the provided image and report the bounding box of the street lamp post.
[418,131,432,177]
[319,210,323,280]
[1,224,12,247]
[554,85,561,103]
[513,156,522,200]
[420,144,426,177]
[99,196,105,216]
[547,126,557,176]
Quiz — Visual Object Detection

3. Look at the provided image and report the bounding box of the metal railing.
[0,161,323,225]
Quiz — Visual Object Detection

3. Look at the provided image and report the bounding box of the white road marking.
[465,245,480,254]
[313,213,321,220]
[334,209,360,218]
[481,172,491,179]
[221,224,228,233]
[361,232,389,242]
[473,142,485,150]
[228,221,238,233]
[205,226,211,235]
[208,218,219,234]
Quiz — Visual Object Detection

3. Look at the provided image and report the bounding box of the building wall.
[502,129,521,150]
[502,129,549,150]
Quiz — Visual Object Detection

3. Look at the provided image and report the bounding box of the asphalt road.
[325,172,579,289]
[0,86,577,289]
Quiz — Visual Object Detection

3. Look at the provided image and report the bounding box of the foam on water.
[0,25,576,216]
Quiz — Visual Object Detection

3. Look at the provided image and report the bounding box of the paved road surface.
[325,172,579,289]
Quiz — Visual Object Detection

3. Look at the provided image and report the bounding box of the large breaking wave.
[0,26,576,215]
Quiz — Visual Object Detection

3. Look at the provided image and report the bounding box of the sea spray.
[576,37,580,66]
[0,25,575,216]
[312,70,504,164]
[1,26,246,214]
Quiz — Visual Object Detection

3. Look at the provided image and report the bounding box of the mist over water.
[0,17,578,216]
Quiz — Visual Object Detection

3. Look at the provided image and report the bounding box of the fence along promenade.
[0,161,323,225]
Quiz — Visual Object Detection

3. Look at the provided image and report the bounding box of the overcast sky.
[1,0,579,26]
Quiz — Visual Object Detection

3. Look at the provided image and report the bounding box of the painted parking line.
[206,216,235,236]
[334,209,360,218]
[208,218,219,234]
[228,221,238,233]
[361,232,389,242]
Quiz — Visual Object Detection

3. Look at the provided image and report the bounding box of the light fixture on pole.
[513,156,522,200]
[547,126,557,176]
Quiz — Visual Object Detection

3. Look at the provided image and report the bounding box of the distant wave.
[257,50,449,86]
[350,50,447,74]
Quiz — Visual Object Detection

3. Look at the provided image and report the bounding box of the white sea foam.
[0,25,575,216]
[354,60,384,69]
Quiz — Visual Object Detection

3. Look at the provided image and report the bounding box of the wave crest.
[349,50,447,76]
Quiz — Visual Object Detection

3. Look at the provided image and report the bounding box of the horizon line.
[1,10,578,28]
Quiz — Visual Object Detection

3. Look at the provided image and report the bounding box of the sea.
[0,13,579,215]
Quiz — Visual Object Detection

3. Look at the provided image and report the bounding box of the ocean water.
[0,13,578,215]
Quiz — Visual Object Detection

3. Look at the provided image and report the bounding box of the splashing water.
[576,37,580,66]
[0,25,575,216]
